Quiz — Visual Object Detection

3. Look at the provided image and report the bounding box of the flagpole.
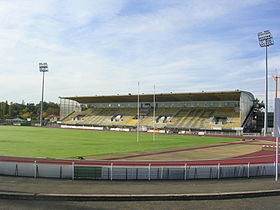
[137,81,140,143]
[153,84,156,141]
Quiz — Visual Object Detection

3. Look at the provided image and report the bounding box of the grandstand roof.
[60,90,254,104]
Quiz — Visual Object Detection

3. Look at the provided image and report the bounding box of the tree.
[4,101,8,116]
[21,112,31,120]
[45,102,59,116]
[254,98,265,112]
[0,101,60,120]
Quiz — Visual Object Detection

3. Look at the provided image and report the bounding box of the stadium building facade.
[59,90,254,135]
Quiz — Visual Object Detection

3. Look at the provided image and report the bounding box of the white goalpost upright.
[153,84,156,141]
[137,81,140,143]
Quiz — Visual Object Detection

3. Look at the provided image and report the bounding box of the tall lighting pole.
[258,30,274,136]
[39,63,48,127]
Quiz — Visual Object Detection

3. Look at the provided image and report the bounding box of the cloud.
[0,0,278,104]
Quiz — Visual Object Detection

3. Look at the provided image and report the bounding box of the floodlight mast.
[258,30,274,136]
[39,63,48,127]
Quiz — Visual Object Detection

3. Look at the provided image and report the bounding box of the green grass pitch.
[0,126,239,159]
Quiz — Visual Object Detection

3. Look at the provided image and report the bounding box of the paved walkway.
[2,176,280,209]
[1,176,280,195]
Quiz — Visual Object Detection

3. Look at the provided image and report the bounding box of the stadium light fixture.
[257,30,274,136]
[39,62,48,127]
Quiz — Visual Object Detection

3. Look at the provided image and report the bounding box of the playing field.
[0,126,239,159]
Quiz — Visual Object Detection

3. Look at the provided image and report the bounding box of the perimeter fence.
[73,164,275,180]
[0,160,277,180]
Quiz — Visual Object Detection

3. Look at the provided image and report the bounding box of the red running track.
[0,150,277,167]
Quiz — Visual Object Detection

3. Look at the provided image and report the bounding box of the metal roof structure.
[60,90,254,104]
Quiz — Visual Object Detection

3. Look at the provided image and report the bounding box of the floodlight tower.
[39,62,48,127]
[257,30,274,136]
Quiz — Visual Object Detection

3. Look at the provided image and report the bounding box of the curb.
[1,189,280,201]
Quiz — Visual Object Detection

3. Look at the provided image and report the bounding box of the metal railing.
[0,160,277,180]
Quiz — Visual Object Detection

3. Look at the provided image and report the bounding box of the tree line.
[0,101,59,120]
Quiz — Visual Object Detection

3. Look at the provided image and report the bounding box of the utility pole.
[273,70,280,98]
[274,70,280,181]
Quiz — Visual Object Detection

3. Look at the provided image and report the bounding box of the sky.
[0,0,279,108]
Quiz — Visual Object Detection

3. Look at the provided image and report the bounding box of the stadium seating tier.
[62,107,241,130]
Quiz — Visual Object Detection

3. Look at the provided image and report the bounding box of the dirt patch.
[118,144,261,161]
[85,140,263,161]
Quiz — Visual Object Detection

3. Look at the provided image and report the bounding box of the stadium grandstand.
[59,90,255,135]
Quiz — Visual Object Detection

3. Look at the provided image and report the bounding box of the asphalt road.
[1,176,280,209]
[1,196,280,210]
[1,176,280,194]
